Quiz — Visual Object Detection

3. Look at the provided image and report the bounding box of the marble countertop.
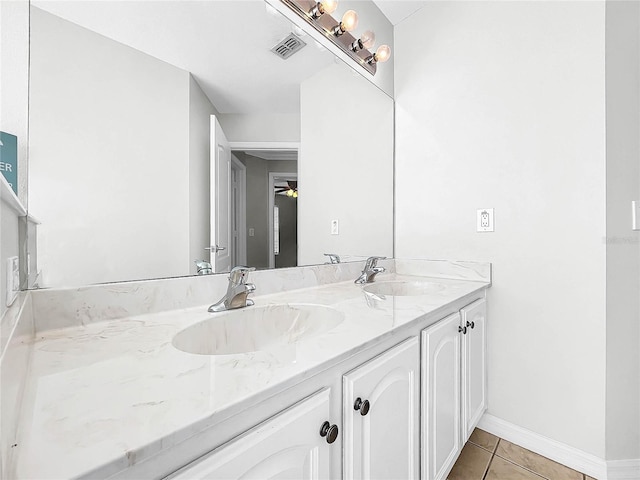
[14,273,488,479]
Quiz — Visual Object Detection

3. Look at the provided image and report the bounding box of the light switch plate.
[331,219,339,235]
[477,208,494,232]
[6,256,19,307]
[633,201,639,231]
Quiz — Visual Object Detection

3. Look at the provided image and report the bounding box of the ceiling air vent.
[271,33,306,60]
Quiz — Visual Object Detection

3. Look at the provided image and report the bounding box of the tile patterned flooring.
[448,429,596,480]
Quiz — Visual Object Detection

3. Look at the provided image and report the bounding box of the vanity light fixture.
[279,0,390,76]
[309,0,337,19]
[332,9,358,36]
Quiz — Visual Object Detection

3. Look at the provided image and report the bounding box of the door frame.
[210,116,232,273]
[230,153,247,266]
[269,172,298,269]
[228,142,300,269]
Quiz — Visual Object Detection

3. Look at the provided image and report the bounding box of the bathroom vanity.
[7,260,490,480]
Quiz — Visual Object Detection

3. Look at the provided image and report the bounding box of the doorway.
[270,173,298,269]
[229,143,298,270]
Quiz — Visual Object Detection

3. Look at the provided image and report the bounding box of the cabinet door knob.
[458,325,467,335]
[319,421,339,444]
[466,320,475,329]
[354,397,371,416]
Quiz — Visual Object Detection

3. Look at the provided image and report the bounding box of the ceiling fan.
[275,180,298,198]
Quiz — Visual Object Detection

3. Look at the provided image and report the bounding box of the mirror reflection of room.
[27,0,394,288]
[231,149,298,270]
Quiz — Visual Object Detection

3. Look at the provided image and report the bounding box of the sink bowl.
[362,281,445,297]
[172,304,344,355]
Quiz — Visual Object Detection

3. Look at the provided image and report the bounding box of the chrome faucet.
[324,253,341,264]
[194,260,213,275]
[208,266,256,312]
[355,256,387,284]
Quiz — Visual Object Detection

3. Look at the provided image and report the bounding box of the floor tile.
[469,428,499,453]
[447,442,492,480]
[495,440,583,479]
[485,456,546,480]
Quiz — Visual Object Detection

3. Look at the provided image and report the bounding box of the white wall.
[218,114,300,143]
[0,0,29,320]
[29,8,192,286]
[299,62,393,265]
[395,1,607,458]
[0,0,29,205]
[189,76,219,274]
[0,4,30,471]
[604,0,640,461]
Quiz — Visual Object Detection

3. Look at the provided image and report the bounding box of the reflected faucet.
[195,260,213,275]
[355,256,387,284]
[208,266,256,312]
[324,253,341,264]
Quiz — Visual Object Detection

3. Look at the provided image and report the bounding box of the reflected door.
[210,115,232,273]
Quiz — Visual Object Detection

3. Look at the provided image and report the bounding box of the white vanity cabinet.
[421,299,487,480]
[163,295,487,480]
[168,389,335,480]
[461,298,487,443]
[343,337,420,480]
[421,312,462,480]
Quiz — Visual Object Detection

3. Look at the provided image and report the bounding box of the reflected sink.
[172,304,344,355]
[362,281,445,297]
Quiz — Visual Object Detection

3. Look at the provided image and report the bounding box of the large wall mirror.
[27,0,394,288]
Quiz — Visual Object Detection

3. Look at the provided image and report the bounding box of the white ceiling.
[372,0,428,25]
[32,1,336,114]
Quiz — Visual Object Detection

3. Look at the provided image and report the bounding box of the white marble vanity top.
[13,272,489,479]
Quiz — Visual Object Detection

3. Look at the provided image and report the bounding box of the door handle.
[205,245,227,253]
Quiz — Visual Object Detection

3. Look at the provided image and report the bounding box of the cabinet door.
[422,313,462,480]
[169,389,333,480]
[343,337,419,480]
[461,298,487,443]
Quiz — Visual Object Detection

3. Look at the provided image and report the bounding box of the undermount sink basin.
[362,281,445,297]
[172,304,344,355]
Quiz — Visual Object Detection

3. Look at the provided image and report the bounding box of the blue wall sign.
[0,131,18,195]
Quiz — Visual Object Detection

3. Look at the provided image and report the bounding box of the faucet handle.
[324,253,341,264]
[229,266,255,285]
[364,256,387,269]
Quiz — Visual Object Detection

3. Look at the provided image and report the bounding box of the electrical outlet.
[6,256,19,307]
[477,208,494,232]
[331,219,339,235]
[249,228,255,237]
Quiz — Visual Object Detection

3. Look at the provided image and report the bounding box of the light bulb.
[366,44,391,65]
[341,10,358,32]
[360,30,375,49]
[320,0,338,15]
[351,30,376,52]
[310,0,338,18]
[287,189,294,197]
[375,45,391,63]
[333,9,358,36]
[293,191,298,198]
